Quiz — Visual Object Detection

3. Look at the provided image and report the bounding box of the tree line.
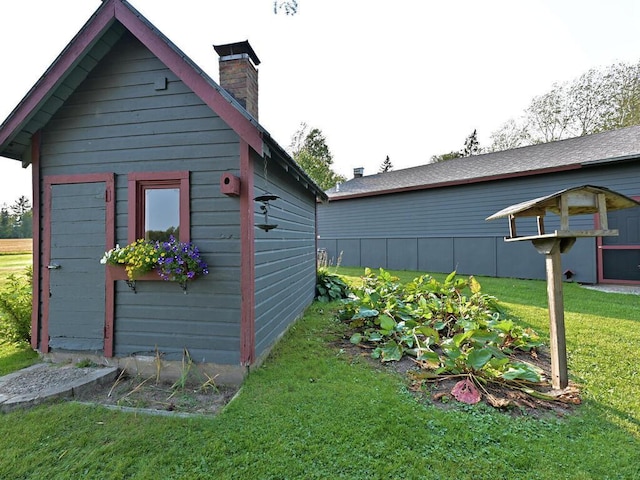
[432,60,640,161]
[1,196,32,239]
[281,60,640,189]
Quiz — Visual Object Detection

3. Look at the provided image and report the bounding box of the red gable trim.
[1,0,263,157]
[0,4,115,150]
[113,1,263,155]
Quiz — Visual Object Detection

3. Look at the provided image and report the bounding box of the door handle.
[47,263,61,270]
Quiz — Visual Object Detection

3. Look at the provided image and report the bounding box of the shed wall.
[39,31,242,363]
[318,164,640,283]
[253,154,318,360]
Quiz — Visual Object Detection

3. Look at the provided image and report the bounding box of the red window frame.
[595,195,640,284]
[127,171,190,244]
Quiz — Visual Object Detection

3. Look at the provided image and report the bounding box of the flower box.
[102,236,209,293]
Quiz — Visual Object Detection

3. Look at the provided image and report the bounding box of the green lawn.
[0,253,32,287]
[0,268,639,479]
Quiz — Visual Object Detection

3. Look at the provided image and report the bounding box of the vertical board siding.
[253,154,317,359]
[318,164,640,283]
[40,31,242,364]
[48,182,106,352]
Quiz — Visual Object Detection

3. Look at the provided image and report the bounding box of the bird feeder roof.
[486,185,639,221]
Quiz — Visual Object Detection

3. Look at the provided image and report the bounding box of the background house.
[0,0,326,383]
[318,125,640,285]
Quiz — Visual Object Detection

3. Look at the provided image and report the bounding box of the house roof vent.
[353,167,364,178]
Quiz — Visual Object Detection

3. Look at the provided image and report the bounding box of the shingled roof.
[327,125,640,200]
[0,0,326,200]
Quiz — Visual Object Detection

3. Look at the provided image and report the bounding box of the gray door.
[47,182,106,352]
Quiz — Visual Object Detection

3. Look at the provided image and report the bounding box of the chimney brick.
[214,41,260,120]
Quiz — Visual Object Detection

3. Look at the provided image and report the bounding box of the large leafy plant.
[316,267,350,302]
[341,269,543,386]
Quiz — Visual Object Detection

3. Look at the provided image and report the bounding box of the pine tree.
[379,155,393,173]
[461,129,480,157]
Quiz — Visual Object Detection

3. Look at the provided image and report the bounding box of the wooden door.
[42,175,114,353]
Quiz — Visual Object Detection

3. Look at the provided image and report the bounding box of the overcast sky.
[1,0,639,207]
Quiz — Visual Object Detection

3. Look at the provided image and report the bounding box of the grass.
[0,239,32,288]
[0,342,38,376]
[0,268,639,478]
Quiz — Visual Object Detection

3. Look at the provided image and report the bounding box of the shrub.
[316,268,350,302]
[0,266,32,344]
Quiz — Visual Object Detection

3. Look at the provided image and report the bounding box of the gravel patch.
[0,364,104,396]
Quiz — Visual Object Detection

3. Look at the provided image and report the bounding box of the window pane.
[145,188,179,242]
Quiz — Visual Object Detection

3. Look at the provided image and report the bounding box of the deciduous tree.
[290,123,346,190]
[488,60,640,152]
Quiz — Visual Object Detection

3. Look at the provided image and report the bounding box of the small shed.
[0,0,326,383]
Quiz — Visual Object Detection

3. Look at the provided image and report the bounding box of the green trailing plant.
[0,266,32,344]
[101,236,209,283]
[341,268,543,385]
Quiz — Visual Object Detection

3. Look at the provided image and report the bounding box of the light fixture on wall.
[255,157,279,232]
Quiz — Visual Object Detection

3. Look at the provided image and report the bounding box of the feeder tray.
[256,223,278,232]
[254,194,279,202]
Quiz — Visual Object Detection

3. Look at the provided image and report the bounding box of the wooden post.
[533,238,569,390]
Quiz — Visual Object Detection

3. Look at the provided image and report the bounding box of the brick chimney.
[353,167,364,178]
[213,40,261,120]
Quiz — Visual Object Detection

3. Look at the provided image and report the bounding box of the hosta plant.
[316,267,350,302]
[340,269,543,387]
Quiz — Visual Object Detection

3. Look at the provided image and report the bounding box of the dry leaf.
[451,378,481,404]
[487,394,511,408]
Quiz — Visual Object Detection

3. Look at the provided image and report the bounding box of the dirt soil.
[75,371,240,416]
[338,339,581,418]
[72,341,579,417]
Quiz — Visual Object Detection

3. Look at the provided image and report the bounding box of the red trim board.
[240,141,255,365]
[30,132,41,351]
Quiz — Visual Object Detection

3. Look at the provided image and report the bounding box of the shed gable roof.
[327,125,640,200]
[0,0,326,200]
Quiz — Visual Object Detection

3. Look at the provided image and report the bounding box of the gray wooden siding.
[253,153,317,359]
[39,31,242,364]
[318,164,640,283]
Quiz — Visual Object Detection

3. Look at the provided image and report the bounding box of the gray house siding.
[253,154,317,359]
[318,163,640,283]
[39,31,242,363]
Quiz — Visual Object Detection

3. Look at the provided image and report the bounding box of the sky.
[1,0,639,207]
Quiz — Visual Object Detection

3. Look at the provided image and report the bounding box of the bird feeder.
[254,157,280,232]
[255,193,279,232]
[487,185,640,389]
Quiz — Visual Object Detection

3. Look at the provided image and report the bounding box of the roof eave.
[326,164,583,201]
[262,136,328,201]
[0,0,265,162]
